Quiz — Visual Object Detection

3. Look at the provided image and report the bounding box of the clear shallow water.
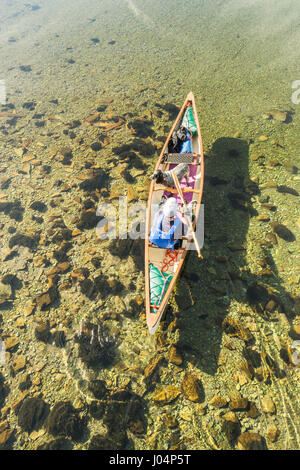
[0,0,299,450]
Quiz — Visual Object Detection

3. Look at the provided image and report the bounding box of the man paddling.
[149,197,190,250]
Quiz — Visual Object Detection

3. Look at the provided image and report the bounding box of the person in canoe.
[149,197,191,250]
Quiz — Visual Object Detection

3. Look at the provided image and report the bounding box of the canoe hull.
[145,92,204,334]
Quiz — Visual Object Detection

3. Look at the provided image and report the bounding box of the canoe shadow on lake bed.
[166,137,295,376]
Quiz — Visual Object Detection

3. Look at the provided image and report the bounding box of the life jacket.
[179,131,192,153]
[149,211,181,250]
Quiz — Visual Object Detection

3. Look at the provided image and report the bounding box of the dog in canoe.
[150,162,189,187]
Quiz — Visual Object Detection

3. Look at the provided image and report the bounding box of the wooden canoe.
[145,91,204,334]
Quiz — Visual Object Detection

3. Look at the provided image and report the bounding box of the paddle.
[171,170,203,259]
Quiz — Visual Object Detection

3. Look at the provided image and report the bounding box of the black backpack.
[167,126,189,153]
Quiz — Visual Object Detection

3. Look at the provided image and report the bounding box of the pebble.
[5,336,19,350]
[168,346,183,366]
[237,431,263,450]
[152,385,181,405]
[13,355,26,372]
[229,393,248,411]
[209,395,228,408]
[263,109,287,122]
[261,395,276,414]
[0,427,13,447]
[266,424,279,442]
[181,372,203,402]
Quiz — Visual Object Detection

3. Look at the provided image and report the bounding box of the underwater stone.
[79,169,109,192]
[266,424,279,442]
[90,142,102,151]
[128,119,155,138]
[261,395,276,414]
[181,372,204,402]
[229,394,248,411]
[209,396,228,408]
[246,402,261,419]
[270,222,295,242]
[9,232,39,251]
[144,354,164,383]
[103,389,146,435]
[168,345,183,366]
[153,386,181,405]
[46,401,86,440]
[36,286,58,310]
[108,237,133,259]
[18,374,32,392]
[19,65,32,72]
[88,431,127,450]
[75,323,116,367]
[88,379,108,399]
[79,278,95,298]
[30,201,48,212]
[37,438,71,450]
[0,374,8,405]
[52,330,66,348]
[222,418,240,446]
[88,401,106,420]
[277,185,299,196]
[222,317,254,343]
[289,324,300,340]
[17,397,47,432]
[34,320,51,342]
[237,431,264,450]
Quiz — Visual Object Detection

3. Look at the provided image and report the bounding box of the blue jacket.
[149,211,181,250]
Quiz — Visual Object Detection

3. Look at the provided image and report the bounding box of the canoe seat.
[164,153,201,164]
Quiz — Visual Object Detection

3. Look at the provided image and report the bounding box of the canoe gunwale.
[145,92,204,334]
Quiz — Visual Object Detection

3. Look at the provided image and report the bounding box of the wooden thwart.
[153,185,202,195]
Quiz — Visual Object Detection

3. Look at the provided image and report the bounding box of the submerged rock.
[152,386,181,405]
[237,431,264,450]
[74,323,116,367]
[266,424,279,443]
[46,401,86,440]
[181,372,204,402]
[36,286,59,310]
[17,397,47,432]
[222,415,241,446]
[229,393,248,411]
[144,354,164,385]
[79,169,109,192]
[261,395,276,414]
[0,374,8,405]
[9,232,39,250]
[209,396,228,408]
[89,401,106,420]
[88,379,108,400]
[88,431,127,450]
[270,222,295,242]
[37,437,71,450]
[263,109,288,122]
[103,389,146,435]
[277,185,299,196]
[222,317,254,343]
